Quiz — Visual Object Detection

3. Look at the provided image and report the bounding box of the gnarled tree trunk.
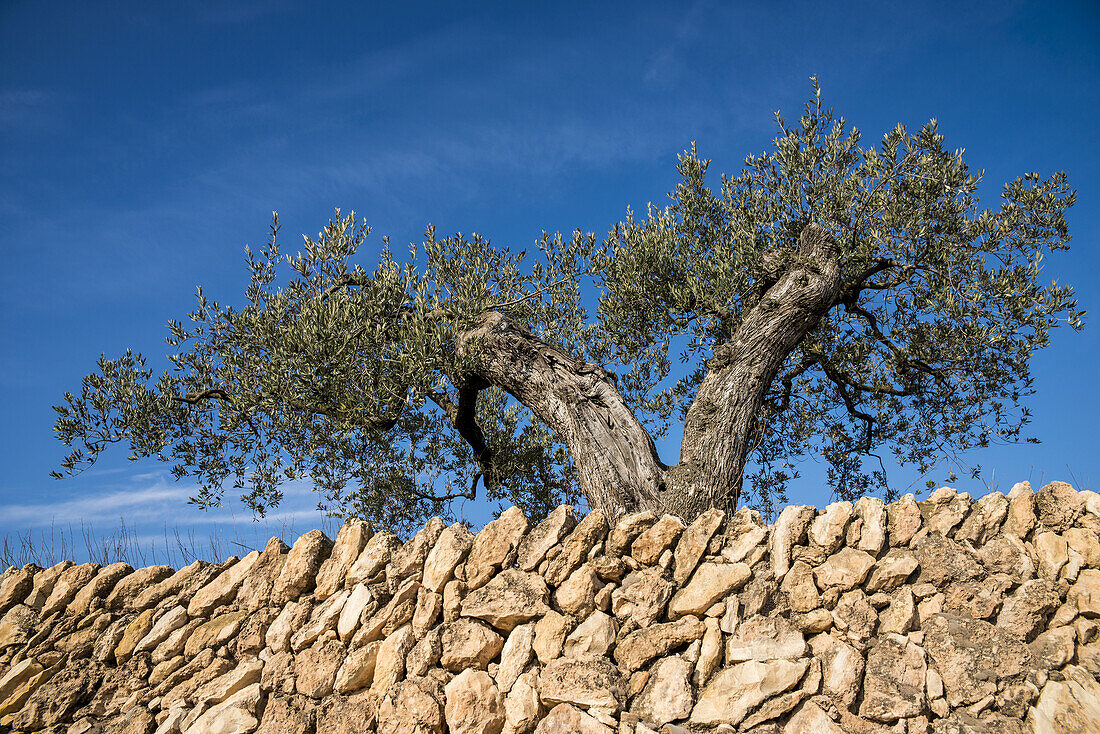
[456,223,842,523]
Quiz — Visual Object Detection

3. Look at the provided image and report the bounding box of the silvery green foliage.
[53,216,595,532]
[54,81,1082,526]
[594,80,1082,507]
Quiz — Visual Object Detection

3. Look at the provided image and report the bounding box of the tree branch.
[842,302,944,381]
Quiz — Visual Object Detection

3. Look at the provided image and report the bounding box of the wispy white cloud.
[643,0,713,87]
[0,471,325,530]
[0,88,69,132]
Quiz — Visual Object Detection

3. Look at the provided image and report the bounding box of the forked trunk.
[458,223,841,523]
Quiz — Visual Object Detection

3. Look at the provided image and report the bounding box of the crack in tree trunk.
[666,223,843,519]
[456,311,667,521]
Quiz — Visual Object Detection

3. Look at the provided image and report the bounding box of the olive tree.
[54,83,1083,530]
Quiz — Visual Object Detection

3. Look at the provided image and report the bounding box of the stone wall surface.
[1,480,1100,733]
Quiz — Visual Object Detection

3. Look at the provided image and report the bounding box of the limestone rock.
[563,610,616,659]
[853,496,887,555]
[181,682,261,734]
[813,547,875,591]
[337,582,375,641]
[413,586,443,635]
[517,505,576,571]
[105,564,173,612]
[424,522,475,593]
[532,703,611,734]
[354,578,417,645]
[345,531,400,586]
[726,614,807,663]
[445,669,505,734]
[441,618,505,672]
[1026,664,1100,734]
[672,508,725,584]
[772,505,816,579]
[810,632,864,708]
[865,549,919,593]
[721,509,769,564]
[188,551,261,617]
[780,561,820,613]
[319,690,382,734]
[505,668,543,733]
[274,529,333,603]
[11,659,104,731]
[255,695,314,734]
[912,533,982,586]
[694,616,723,686]
[1004,481,1036,538]
[608,510,658,557]
[1029,625,1077,669]
[611,566,673,627]
[465,506,529,590]
[497,622,535,693]
[614,616,706,672]
[406,627,442,676]
[387,516,447,590]
[185,609,248,657]
[809,502,853,554]
[538,656,627,711]
[956,491,1009,544]
[40,562,100,616]
[1036,480,1084,532]
[314,518,371,600]
[461,569,550,632]
[545,510,608,585]
[133,558,223,612]
[533,610,572,663]
[0,565,35,616]
[887,494,922,546]
[923,613,1031,707]
[878,587,918,635]
[669,562,750,618]
[690,658,809,726]
[554,563,600,617]
[919,487,971,536]
[997,578,1061,639]
[942,576,1012,620]
[1069,568,1100,617]
[784,701,845,734]
[1034,531,1069,581]
[265,599,312,653]
[832,589,877,644]
[114,608,155,663]
[235,537,290,612]
[370,623,417,697]
[0,603,37,649]
[631,515,686,565]
[859,634,926,722]
[296,638,344,699]
[976,534,1035,582]
[290,587,349,651]
[194,657,264,707]
[24,559,72,609]
[333,640,380,693]
[632,656,693,727]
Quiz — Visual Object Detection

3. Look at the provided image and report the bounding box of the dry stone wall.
[2,480,1100,734]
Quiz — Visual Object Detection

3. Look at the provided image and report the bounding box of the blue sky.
[1,0,1097,557]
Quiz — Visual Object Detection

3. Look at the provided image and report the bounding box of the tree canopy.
[54,81,1083,532]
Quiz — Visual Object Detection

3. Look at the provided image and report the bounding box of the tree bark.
[456,223,842,524]
[664,222,843,519]
[456,311,667,520]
